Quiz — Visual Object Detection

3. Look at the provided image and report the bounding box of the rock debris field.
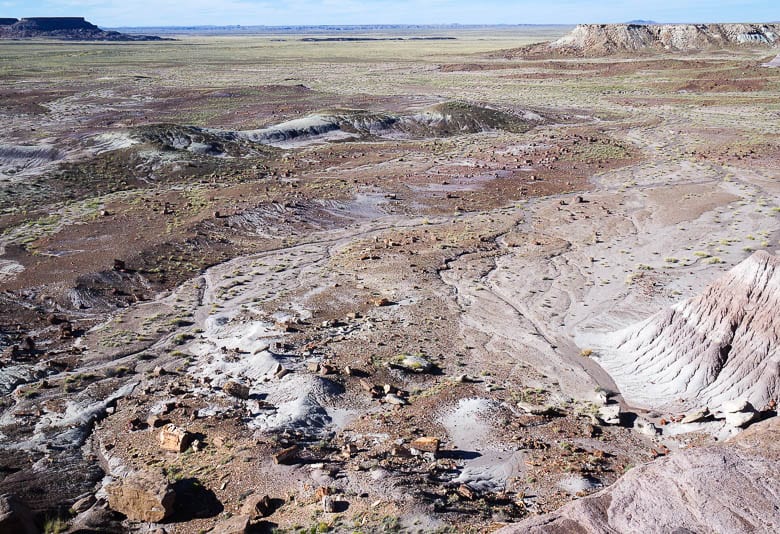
[0,22,779,534]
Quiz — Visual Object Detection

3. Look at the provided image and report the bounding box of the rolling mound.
[497,417,780,533]
[587,251,780,412]
[520,23,780,56]
[130,101,544,152]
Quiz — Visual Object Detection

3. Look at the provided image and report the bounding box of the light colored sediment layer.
[764,53,780,67]
[548,23,780,55]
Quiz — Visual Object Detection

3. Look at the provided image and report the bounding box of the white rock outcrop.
[589,251,780,411]
[764,54,780,67]
[545,23,780,55]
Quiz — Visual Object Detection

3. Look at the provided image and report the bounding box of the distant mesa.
[0,17,168,41]
[626,20,658,25]
[514,23,780,56]
[15,17,98,32]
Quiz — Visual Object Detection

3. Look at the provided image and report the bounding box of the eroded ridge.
[591,251,780,412]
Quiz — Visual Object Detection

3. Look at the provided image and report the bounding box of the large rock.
[496,417,780,533]
[241,494,273,519]
[106,470,176,522]
[209,514,249,533]
[0,493,37,534]
[410,437,440,454]
[159,424,193,452]
[223,380,250,400]
[725,410,758,428]
[597,404,621,425]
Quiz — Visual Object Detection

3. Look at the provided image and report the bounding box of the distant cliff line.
[516,23,780,56]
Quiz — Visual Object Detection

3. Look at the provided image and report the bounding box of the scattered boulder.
[70,493,97,514]
[147,414,170,429]
[241,494,273,519]
[725,410,758,428]
[633,416,660,436]
[106,470,176,522]
[721,399,752,414]
[67,500,124,533]
[342,443,358,458]
[20,337,34,352]
[159,424,193,452]
[59,321,74,339]
[392,354,433,373]
[273,365,291,379]
[359,379,379,396]
[598,404,621,425]
[314,486,332,500]
[223,380,250,400]
[457,484,477,500]
[273,445,300,465]
[210,514,250,534]
[410,437,440,455]
[517,402,559,416]
[456,374,479,383]
[681,407,710,424]
[384,393,407,406]
[322,495,336,513]
[720,399,758,428]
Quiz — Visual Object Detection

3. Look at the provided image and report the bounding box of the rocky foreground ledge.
[0,17,167,41]
[497,416,780,533]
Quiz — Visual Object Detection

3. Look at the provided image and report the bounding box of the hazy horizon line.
[100,20,780,29]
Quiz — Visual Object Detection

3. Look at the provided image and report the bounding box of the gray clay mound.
[587,251,780,412]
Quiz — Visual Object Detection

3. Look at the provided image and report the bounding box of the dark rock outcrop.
[497,416,780,533]
[0,17,167,41]
[14,17,97,32]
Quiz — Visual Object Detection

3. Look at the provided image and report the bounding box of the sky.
[1,0,778,27]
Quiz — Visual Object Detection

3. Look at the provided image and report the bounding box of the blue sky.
[2,1,778,27]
